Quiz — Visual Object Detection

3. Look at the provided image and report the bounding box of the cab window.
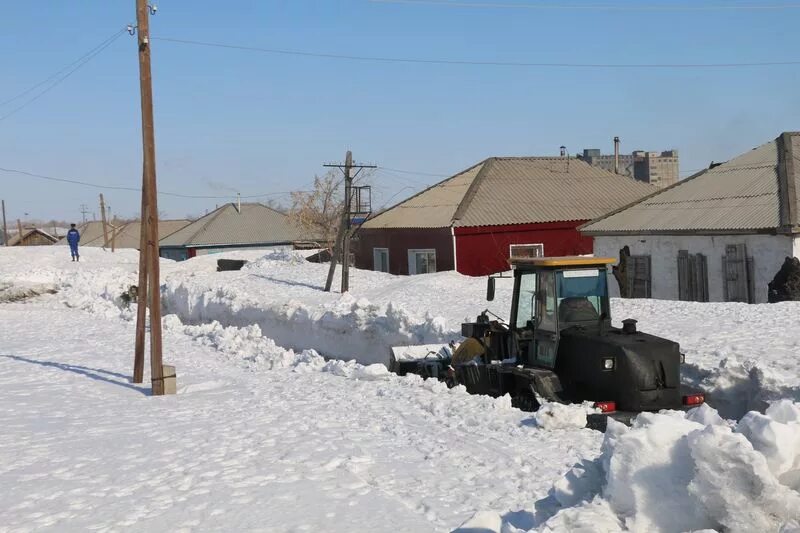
[556,269,607,323]
[514,273,537,329]
[536,271,557,332]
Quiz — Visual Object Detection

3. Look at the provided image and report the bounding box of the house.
[159,202,309,261]
[7,228,58,246]
[580,132,800,304]
[355,156,655,276]
[55,220,190,249]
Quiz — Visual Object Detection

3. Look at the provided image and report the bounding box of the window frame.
[407,248,437,275]
[373,247,389,273]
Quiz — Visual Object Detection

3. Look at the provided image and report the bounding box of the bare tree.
[289,170,343,250]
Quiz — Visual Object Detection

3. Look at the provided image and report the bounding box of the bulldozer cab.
[503,256,615,369]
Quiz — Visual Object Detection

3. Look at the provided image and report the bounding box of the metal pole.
[135,0,164,395]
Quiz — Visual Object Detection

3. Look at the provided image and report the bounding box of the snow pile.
[532,401,598,431]
[0,281,58,302]
[464,402,800,532]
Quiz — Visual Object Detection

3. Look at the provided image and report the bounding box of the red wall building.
[453,221,593,276]
[355,156,654,277]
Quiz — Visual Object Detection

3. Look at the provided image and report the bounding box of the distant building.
[55,220,191,250]
[7,228,59,246]
[159,202,311,261]
[579,147,679,188]
[355,156,655,276]
[581,131,800,304]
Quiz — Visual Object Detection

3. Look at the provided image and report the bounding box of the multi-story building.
[579,147,679,188]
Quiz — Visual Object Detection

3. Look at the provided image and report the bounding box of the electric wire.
[0,28,127,108]
[0,166,306,200]
[0,29,127,122]
[152,36,800,69]
[368,0,800,11]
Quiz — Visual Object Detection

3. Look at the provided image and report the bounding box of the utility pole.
[99,194,110,248]
[1,200,7,246]
[132,0,168,395]
[80,204,89,224]
[17,219,23,244]
[323,151,375,293]
[133,166,148,384]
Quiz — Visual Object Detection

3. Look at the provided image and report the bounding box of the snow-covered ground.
[1,247,799,531]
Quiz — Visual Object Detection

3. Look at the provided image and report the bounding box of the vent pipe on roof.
[614,136,620,174]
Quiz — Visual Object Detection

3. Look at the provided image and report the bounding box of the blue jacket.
[67,228,80,246]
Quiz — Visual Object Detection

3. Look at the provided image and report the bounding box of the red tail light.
[593,401,616,413]
[683,393,705,406]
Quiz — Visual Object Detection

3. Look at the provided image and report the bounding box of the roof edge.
[451,157,495,224]
[578,166,712,233]
[362,159,487,228]
[777,132,798,231]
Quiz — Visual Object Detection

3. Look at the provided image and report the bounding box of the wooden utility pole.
[111,216,118,252]
[133,167,148,384]
[323,152,375,293]
[1,200,7,246]
[17,219,23,243]
[133,0,166,395]
[99,194,110,248]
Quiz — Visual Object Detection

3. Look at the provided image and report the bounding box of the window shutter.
[723,244,751,303]
[678,250,690,301]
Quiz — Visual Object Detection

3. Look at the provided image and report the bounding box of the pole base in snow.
[152,364,177,395]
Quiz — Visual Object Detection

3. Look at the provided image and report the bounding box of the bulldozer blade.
[389,344,452,373]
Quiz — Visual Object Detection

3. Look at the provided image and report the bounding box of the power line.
[378,166,449,178]
[0,29,127,123]
[152,36,800,70]
[0,166,305,200]
[0,28,127,108]
[368,0,800,11]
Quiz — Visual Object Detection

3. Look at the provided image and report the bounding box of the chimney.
[614,136,620,174]
[236,192,241,214]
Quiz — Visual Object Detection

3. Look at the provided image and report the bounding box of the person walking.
[67,224,80,262]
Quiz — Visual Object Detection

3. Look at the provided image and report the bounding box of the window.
[408,249,437,275]
[373,248,389,273]
[509,243,544,260]
[536,270,557,332]
[515,272,537,329]
[556,269,607,323]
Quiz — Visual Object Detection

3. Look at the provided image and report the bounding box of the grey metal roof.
[106,220,190,249]
[362,162,485,229]
[55,221,105,246]
[159,203,307,247]
[362,157,654,230]
[581,132,800,235]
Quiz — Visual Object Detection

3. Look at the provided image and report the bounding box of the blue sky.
[1,0,799,222]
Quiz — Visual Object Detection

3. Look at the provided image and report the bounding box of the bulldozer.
[390,256,704,430]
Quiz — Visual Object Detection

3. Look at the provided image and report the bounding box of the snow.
[0,247,600,531]
[2,246,800,531]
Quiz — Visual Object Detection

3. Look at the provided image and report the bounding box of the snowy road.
[0,303,600,532]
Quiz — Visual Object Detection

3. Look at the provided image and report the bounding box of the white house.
[580,131,800,304]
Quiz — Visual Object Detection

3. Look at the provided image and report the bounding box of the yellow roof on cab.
[510,256,617,268]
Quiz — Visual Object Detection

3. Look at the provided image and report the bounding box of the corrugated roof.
[581,132,800,235]
[453,157,655,227]
[362,157,654,229]
[106,220,191,249]
[159,203,307,247]
[7,228,58,246]
[362,162,485,229]
[55,221,104,246]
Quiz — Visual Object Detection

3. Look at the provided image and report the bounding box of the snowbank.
[462,402,800,532]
